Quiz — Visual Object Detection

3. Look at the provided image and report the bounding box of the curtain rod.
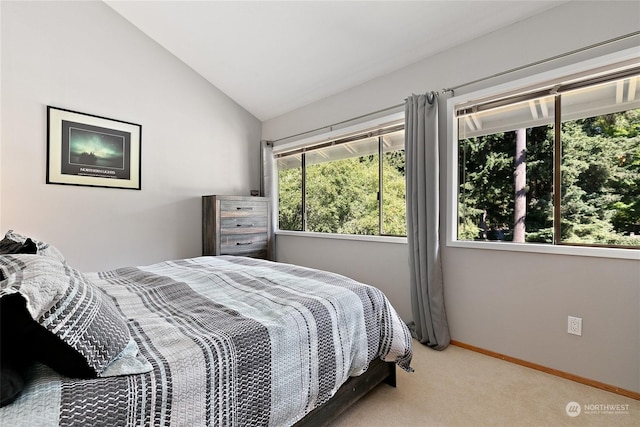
[442,30,640,94]
[270,30,639,145]
[270,103,404,144]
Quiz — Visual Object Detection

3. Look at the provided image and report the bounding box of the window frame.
[273,112,407,239]
[446,47,640,260]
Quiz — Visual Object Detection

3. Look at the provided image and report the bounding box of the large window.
[277,124,406,236]
[455,63,640,249]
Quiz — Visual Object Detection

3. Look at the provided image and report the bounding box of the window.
[277,123,406,237]
[455,63,640,249]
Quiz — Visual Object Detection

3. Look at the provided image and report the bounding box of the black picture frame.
[47,106,142,190]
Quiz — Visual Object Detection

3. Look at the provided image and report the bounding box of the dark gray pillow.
[0,294,35,406]
[3,230,65,262]
[0,255,131,378]
[0,237,37,255]
[0,366,26,407]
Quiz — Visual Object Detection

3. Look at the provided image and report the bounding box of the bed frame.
[295,359,397,427]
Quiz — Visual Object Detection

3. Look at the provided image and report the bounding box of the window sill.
[447,239,640,260]
[276,230,408,244]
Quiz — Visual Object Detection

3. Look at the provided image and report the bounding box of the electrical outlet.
[568,316,582,336]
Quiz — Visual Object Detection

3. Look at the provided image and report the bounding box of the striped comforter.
[1,256,412,426]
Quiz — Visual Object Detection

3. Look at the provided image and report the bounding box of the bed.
[0,231,413,426]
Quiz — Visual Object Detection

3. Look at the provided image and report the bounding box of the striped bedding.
[0,255,413,426]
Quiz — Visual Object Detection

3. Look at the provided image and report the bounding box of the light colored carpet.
[329,340,639,426]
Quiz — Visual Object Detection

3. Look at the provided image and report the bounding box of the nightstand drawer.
[220,200,268,217]
[220,216,268,234]
[220,232,268,256]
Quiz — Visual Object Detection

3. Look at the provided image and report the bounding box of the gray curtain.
[405,92,450,350]
[260,140,277,258]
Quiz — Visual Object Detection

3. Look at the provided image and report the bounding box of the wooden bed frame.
[295,359,397,427]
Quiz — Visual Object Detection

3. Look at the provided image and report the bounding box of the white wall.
[1,1,261,271]
[0,3,3,230]
[277,234,412,324]
[263,1,640,393]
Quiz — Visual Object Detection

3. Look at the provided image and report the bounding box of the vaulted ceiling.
[105,1,569,121]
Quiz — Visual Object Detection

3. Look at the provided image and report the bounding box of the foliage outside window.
[277,126,406,237]
[457,68,640,248]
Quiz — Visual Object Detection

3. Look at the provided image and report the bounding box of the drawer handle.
[236,207,254,210]
[237,224,255,227]
[236,242,253,245]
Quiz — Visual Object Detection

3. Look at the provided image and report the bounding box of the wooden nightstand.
[202,195,271,260]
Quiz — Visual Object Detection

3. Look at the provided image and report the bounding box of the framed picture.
[47,106,142,190]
